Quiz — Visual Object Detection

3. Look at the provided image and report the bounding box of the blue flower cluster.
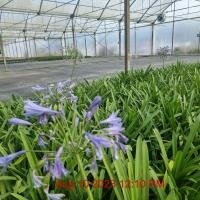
[1,82,129,200]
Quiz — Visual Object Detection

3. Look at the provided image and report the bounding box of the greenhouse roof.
[0,0,200,43]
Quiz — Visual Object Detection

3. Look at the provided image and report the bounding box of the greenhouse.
[0,0,200,199]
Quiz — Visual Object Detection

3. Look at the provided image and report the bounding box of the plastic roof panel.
[0,0,199,43]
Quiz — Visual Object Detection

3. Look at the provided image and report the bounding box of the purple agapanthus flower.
[111,142,128,160]
[0,150,25,171]
[32,170,47,188]
[38,134,48,147]
[8,118,32,126]
[101,112,128,144]
[24,100,59,124]
[56,80,70,93]
[70,91,78,104]
[52,147,69,179]
[85,132,112,160]
[84,96,102,120]
[112,143,119,160]
[56,80,71,93]
[44,187,65,200]
[115,141,128,154]
[88,96,102,114]
[104,126,128,144]
[42,155,50,173]
[100,112,122,125]
[75,117,79,127]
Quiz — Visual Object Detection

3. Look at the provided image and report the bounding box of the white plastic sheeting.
[0,0,191,41]
[0,0,199,51]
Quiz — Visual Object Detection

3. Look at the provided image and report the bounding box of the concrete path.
[0,55,199,100]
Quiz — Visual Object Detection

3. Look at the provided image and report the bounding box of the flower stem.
[76,154,94,200]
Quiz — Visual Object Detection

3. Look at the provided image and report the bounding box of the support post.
[124,0,130,73]
[151,23,154,55]
[104,21,107,56]
[134,23,137,58]
[48,38,51,56]
[94,32,97,57]
[0,33,7,71]
[8,45,12,58]
[63,32,67,56]
[15,40,19,58]
[19,42,23,58]
[33,38,37,57]
[11,43,15,58]
[118,20,122,58]
[71,17,76,49]
[84,35,87,57]
[23,30,29,58]
[64,32,67,50]
[28,40,32,58]
[171,2,175,55]
[60,37,64,57]
[197,33,200,53]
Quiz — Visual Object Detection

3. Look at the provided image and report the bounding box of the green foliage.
[75,62,200,199]
[0,62,200,199]
[65,46,83,65]
[157,46,170,67]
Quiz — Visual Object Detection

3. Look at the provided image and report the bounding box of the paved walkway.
[0,55,199,100]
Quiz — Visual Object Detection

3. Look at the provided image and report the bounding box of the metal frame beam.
[37,0,44,15]
[0,0,14,9]
[151,0,179,23]
[171,1,176,54]
[198,33,200,53]
[71,0,81,18]
[97,0,111,20]
[94,32,97,56]
[84,34,87,56]
[104,21,107,56]
[23,14,30,58]
[45,16,53,32]
[124,0,130,73]
[151,22,154,55]
[0,32,7,71]
[137,0,160,23]
[118,20,121,57]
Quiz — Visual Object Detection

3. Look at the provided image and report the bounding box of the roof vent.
[157,13,166,23]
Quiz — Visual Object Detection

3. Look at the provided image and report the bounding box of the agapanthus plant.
[101,112,128,144]
[0,150,25,172]
[52,146,69,179]
[85,112,128,163]
[56,80,71,94]
[85,132,113,160]
[6,89,130,199]
[38,133,48,147]
[24,100,59,124]
[32,170,47,188]
[157,46,170,67]
[84,96,102,120]
[8,117,32,126]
